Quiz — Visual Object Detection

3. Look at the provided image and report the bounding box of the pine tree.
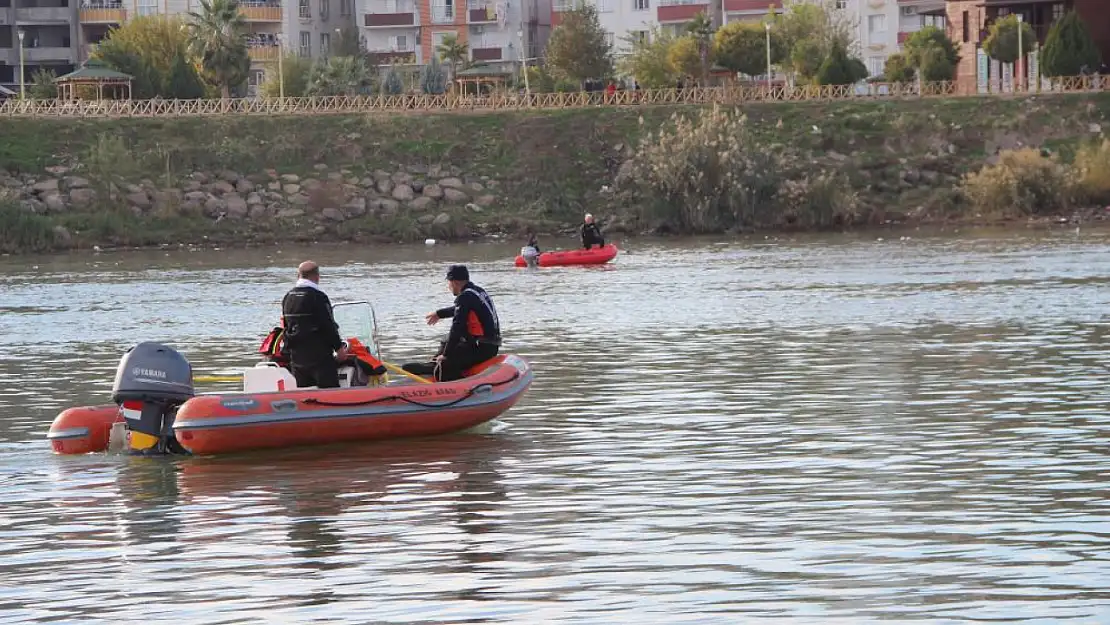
[1040,9,1102,77]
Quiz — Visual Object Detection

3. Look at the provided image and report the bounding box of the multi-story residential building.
[0,0,79,89]
[551,0,654,56]
[361,0,550,71]
[946,0,1109,93]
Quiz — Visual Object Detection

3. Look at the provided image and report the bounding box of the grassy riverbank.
[2,92,1108,254]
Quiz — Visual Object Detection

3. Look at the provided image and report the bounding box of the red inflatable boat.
[48,355,532,456]
[514,244,619,267]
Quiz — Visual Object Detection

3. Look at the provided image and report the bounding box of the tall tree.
[983,13,1036,64]
[381,64,404,94]
[669,35,705,83]
[771,0,853,80]
[420,54,448,94]
[436,33,468,81]
[902,25,959,81]
[619,26,676,88]
[307,55,372,96]
[686,11,714,85]
[260,52,312,97]
[93,15,205,98]
[1040,9,1102,77]
[545,4,613,86]
[188,0,250,99]
[714,21,773,77]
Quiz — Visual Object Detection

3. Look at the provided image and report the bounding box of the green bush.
[1040,10,1102,77]
[883,53,915,83]
[961,148,1074,217]
[0,195,56,253]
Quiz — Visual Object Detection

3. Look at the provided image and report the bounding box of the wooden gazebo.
[55,59,133,101]
[454,64,512,94]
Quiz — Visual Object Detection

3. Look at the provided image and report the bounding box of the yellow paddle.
[193,361,433,385]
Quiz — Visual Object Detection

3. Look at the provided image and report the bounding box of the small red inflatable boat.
[514,244,618,267]
[48,354,532,456]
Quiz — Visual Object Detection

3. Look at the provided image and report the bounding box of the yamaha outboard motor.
[111,342,195,454]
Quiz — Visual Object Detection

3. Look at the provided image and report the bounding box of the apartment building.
[361,0,551,70]
[550,0,655,56]
[0,0,79,88]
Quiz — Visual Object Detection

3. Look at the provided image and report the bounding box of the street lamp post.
[1016,13,1024,92]
[764,22,771,90]
[517,29,530,96]
[17,29,26,100]
[276,33,285,99]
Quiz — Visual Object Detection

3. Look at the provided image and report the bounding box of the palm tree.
[188,0,250,99]
[686,11,714,86]
[436,33,469,81]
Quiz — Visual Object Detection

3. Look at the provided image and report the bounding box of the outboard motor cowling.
[111,342,195,453]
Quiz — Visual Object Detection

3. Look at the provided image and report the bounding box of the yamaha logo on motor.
[132,367,168,379]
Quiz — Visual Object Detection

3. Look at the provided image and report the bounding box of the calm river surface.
[1,229,1109,624]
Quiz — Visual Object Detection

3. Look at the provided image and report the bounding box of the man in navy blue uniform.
[403,264,501,382]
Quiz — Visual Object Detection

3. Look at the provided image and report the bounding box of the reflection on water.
[1,230,1110,622]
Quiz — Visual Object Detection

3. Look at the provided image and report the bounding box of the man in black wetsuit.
[581,213,605,249]
[281,260,347,388]
[403,264,501,382]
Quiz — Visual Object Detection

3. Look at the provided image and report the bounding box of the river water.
[1,229,1109,624]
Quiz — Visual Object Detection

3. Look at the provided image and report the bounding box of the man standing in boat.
[403,264,501,382]
[581,214,605,249]
[281,261,348,388]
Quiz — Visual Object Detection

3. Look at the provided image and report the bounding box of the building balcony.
[15,7,72,23]
[248,45,280,61]
[468,4,496,22]
[552,0,584,10]
[80,6,127,22]
[240,3,282,21]
[723,0,780,13]
[471,45,502,61]
[23,46,75,62]
[367,49,416,65]
[657,0,708,23]
[363,10,417,27]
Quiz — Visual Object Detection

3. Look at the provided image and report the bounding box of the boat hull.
[514,244,618,267]
[47,355,532,456]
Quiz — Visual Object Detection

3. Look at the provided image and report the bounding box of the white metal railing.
[240,0,281,6]
[657,0,702,5]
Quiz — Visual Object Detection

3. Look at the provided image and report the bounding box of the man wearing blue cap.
[403,264,502,381]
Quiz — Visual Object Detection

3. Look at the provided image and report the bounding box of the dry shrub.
[960,148,1074,217]
[779,172,859,227]
[628,104,857,231]
[1073,139,1110,205]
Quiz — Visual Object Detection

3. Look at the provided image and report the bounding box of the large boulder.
[423,183,444,199]
[443,187,468,204]
[392,184,415,201]
[225,193,249,219]
[410,196,435,212]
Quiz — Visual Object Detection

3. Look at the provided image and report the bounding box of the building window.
[432,0,453,23]
[867,14,886,34]
[633,0,647,9]
[137,0,158,16]
[605,31,615,48]
[1051,3,1064,21]
[339,0,351,16]
[299,30,311,56]
[321,32,330,55]
[299,0,310,18]
[390,35,409,51]
[320,0,329,19]
[867,56,884,77]
[900,6,915,16]
[432,31,450,50]
[961,10,968,43]
[597,0,611,12]
[834,0,846,9]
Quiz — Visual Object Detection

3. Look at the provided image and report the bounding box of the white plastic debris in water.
[425,238,436,246]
